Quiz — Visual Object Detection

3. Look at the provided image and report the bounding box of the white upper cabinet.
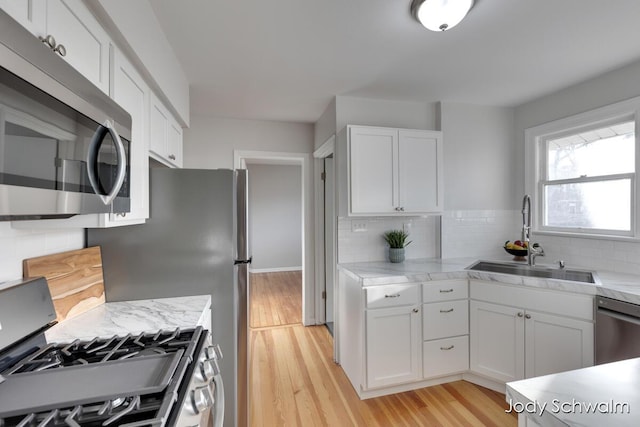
[109,46,150,224]
[347,125,443,216]
[0,0,46,35]
[1,0,111,93]
[150,93,183,168]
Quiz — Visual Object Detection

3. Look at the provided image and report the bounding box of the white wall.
[314,98,336,151]
[514,57,640,273]
[0,223,84,284]
[439,103,515,210]
[336,96,437,132]
[247,164,302,271]
[184,116,314,169]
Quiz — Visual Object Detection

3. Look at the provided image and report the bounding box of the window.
[527,99,640,238]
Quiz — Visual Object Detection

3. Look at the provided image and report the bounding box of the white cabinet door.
[349,126,397,214]
[150,93,182,168]
[1,0,110,93]
[109,47,149,224]
[470,300,524,383]
[168,119,183,168]
[524,310,594,378]
[347,125,443,215]
[398,129,443,212]
[0,0,46,34]
[45,0,111,93]
[366,305,421,389]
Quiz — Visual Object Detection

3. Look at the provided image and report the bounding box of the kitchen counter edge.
[338,258,640,305]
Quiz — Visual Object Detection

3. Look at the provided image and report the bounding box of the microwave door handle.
[86,120,127,205]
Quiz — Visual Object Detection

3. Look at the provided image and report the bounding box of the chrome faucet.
[522,194,544,266]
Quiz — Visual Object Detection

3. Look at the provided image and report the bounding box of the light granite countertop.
[506,358,640,427]
[45,295,211,343]
[338,257,640,305]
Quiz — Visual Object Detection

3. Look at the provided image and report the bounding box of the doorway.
[246,162,303,328]
[234,150,313,325]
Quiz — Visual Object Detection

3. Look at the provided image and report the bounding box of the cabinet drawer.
[423,280,468,302]
[423,300,468,340]
[423,336,469,378]
[366,284,420,309]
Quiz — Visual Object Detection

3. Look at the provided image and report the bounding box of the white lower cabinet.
[422,280,469,379]
[470,300,524,382]
[469,280,594,384]
[366,304,422,389]
[423,336,469,378]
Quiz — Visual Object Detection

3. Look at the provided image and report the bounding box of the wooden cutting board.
[23,246,105,322]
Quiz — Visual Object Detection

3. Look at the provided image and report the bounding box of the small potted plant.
[383,229,412,263]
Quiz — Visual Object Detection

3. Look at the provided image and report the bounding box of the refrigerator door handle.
[234,257,252,265]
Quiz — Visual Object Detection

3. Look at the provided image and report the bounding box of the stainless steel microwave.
[0,9,131,220]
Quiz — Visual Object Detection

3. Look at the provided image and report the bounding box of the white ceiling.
[149,0,640,124]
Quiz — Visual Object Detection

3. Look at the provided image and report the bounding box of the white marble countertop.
[45,295,211,343]
[506,358,640,427]
[338,257,640,304]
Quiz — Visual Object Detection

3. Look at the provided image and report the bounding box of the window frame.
[525,97,640,239]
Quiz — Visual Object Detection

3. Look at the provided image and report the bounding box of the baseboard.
[249,266,303,273]
[462,372,506,393]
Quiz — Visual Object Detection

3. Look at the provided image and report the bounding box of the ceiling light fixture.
[410,0,475,32]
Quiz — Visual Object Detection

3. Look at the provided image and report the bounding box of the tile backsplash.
[441,210,521,259]
[338,216,439,263]
[0,223,84,283]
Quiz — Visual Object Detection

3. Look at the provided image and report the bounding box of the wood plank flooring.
[249,272,517,426]
[250,271,302,328]
[250,324,517,426]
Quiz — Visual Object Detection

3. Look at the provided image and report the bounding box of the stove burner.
[0,327,205,427]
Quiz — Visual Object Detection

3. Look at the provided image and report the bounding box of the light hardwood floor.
[249,272,517,426]
[250,271,302,328]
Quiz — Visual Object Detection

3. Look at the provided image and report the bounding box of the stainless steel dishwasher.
[596,296,640,364]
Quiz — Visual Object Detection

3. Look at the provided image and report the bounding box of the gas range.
[0,278,223,427]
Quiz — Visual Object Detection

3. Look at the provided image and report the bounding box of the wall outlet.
[351,221,368,232]
[403,222,412,233]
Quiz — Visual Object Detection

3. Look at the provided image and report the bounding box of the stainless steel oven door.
[595,296,640,364]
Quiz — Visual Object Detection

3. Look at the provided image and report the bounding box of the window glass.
[544,179,631,231]
[547,121,634,180]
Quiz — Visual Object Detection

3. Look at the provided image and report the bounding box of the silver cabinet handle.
[439,289,454,293]
[54,44,66,57]
[169,154,176,160]
[412,308,419,313]
[39,34,56,49]
[440,308,454,313]
[440,345,454,351]
[87,120,127,205]
[517,312,524,317]
[384,293,401,298]
[525,313,532,319]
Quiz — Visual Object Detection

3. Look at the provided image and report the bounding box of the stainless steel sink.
[466,261,597,283]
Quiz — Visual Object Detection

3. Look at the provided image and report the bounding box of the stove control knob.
[189,385,213,414]
[205,344,223,360]
[198,358,220,381]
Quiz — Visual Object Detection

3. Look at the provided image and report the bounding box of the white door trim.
[234,150,315,326]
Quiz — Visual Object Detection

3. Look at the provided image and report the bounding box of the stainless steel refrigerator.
[87,168,250,427]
